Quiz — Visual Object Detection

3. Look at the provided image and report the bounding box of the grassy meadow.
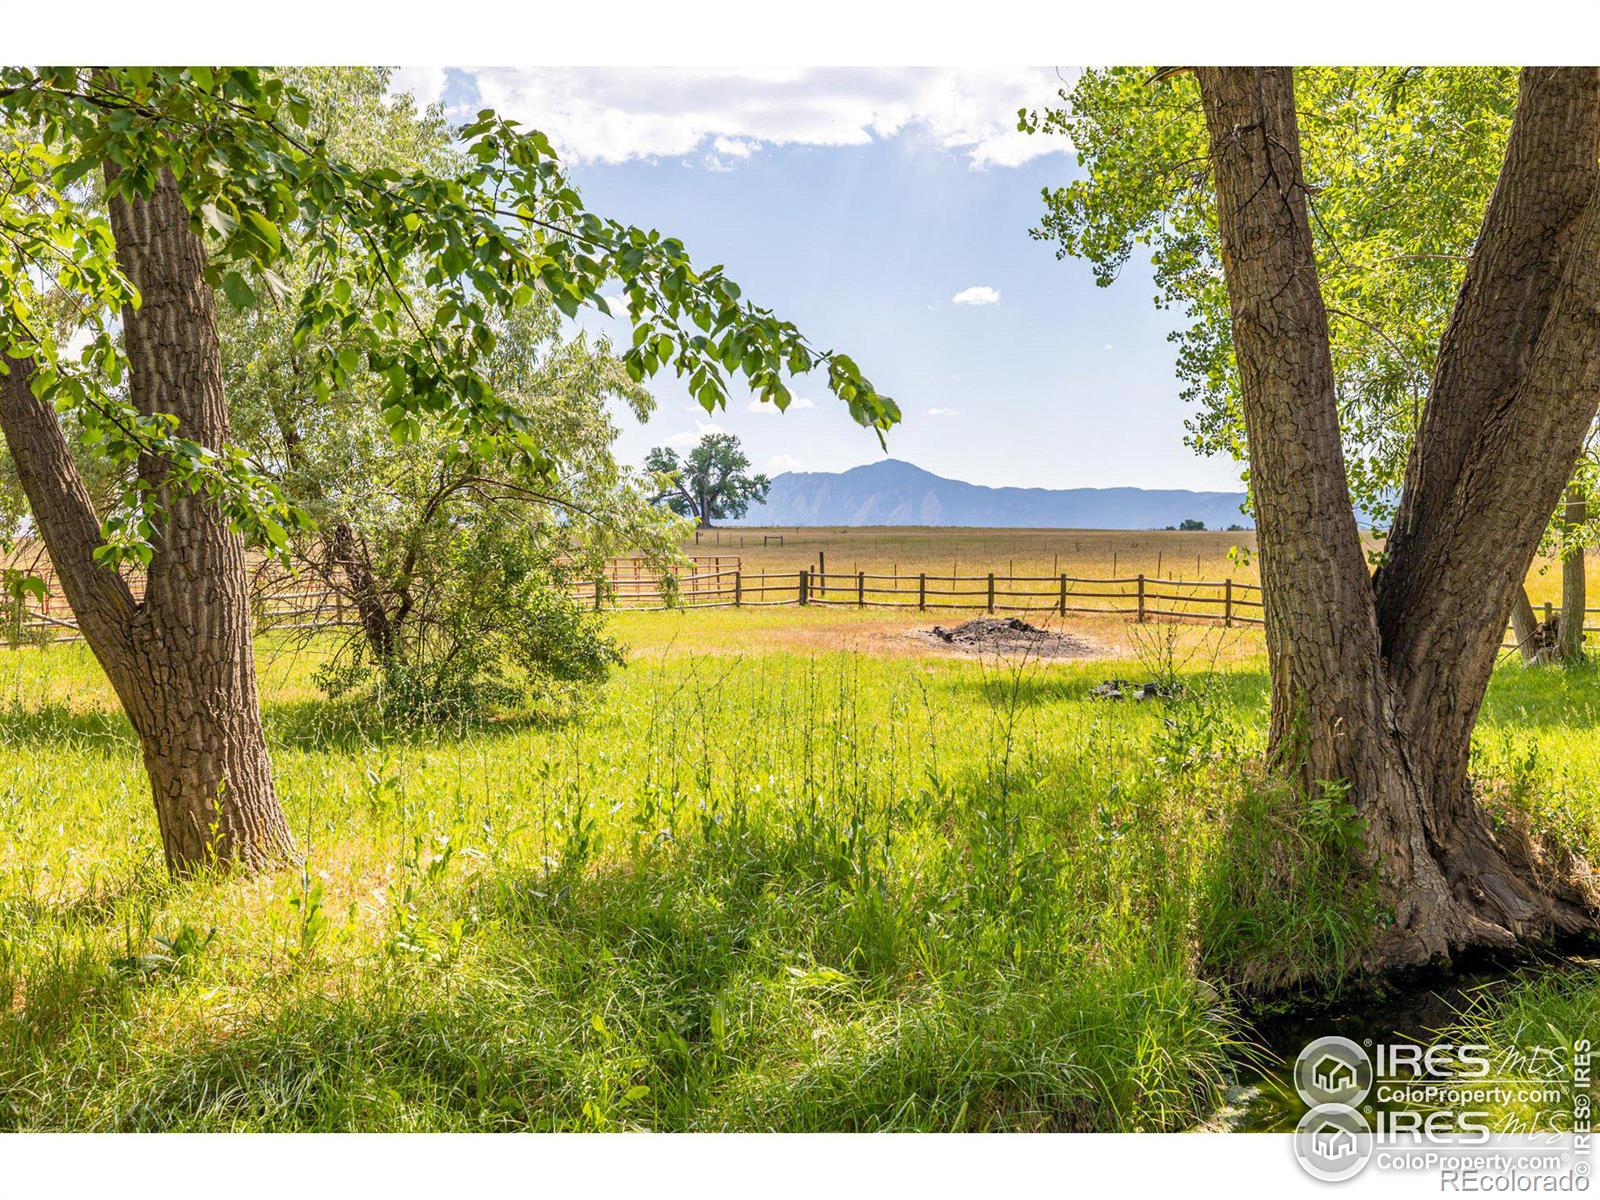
[2,563,1598,1131]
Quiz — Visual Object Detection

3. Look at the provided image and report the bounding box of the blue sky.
[394,67,1245,493]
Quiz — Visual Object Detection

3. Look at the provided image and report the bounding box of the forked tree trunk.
[1197,66,1600,973]
[0,165,296,876]
[1559,489,1587,664]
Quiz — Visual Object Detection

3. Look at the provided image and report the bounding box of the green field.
[2,607,1597,1131]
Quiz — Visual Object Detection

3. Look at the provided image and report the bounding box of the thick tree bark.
[1197,66,1600,974]
[1560,489,1587,664]
[4,164,299,877]
[100,165,296,874]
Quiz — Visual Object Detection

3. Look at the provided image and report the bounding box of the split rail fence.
[569,566,1268,625]
[570,564,1600,652]
[8,554,1598,650]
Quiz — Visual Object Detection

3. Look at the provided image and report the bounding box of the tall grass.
[0,625,1596,1131]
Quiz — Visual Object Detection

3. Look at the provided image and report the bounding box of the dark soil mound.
[921,617,1098,659]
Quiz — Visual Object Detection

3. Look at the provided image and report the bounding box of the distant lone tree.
[646,433,771,528]
[1178,518,1207,531]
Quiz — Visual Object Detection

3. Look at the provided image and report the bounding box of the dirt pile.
[919,617,1098,659]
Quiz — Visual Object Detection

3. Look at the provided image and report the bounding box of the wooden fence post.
[818,551,826,600]
[857,570,865,608]
[987,572,996,614]
[1223,578,1233,628]
[1059,573,1068,617]
[1136,574,1146,623]
[799,569,809,606]
[918,572,927,611]
[734,570,742,608]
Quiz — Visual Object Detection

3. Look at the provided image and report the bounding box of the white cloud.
[925,407,960,417]
[951,285,1001,306]
[664,421,727,448]
[1104,343,1114,350]
[390,66,447,108]
[765,454,803,474]
[747,395,817,414]
[440,67,1072,169]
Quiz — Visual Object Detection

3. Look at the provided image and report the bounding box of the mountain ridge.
[735,459,1252,530]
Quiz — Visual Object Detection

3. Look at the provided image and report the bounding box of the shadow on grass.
[0,699,137,754]
[260,692,589,754]
[942,661,1270,714]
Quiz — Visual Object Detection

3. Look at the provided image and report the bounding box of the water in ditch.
[1203,955,1597,1133]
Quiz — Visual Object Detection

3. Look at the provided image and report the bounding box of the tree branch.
[0,354,136,655]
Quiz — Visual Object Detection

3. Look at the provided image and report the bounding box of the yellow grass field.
[683,525,1592,610]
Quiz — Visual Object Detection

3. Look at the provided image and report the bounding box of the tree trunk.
[5,165,300,877]
[325,519,395,659]
[1509,586,1543,664]
[268,399,394,659]
[101,165,295,874]
[1560,488,1587,664]
[1197,66,1600,975]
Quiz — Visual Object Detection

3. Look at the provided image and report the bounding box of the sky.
[390,67,1246,494]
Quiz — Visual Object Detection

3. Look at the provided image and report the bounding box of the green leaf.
[240,211,281,258]
[221,271,257,310]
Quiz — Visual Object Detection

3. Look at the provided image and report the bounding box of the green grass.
[0,619,1596,1131]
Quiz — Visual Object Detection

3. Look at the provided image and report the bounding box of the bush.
[315,515,624,725]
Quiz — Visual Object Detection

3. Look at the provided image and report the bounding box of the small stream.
[1204,955,1597,1133]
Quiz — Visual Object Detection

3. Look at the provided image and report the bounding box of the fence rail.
[7,555,1596,650]
[571,568,1270,625]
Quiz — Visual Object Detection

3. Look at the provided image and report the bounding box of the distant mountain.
[737,459,1252,530]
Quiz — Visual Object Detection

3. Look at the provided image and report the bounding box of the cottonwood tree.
[645,432,771,527]
[1170,67,1600,970]
[223,70,675,706]
[1030,67,1597,667]
[0,67,895,877]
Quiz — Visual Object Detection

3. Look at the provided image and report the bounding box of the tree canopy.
[1021,68,1592,536]
[0,67,898,567]
[646,433,770,527]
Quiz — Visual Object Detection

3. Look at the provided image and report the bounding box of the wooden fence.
[9,555,1599,650]
[569,567,1267,625]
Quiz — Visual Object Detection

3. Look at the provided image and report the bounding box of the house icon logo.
[1314,1121,1358,1161]
[1294,1035,1373,1107]
[1294,1103,1374,1182]
[1312,1053,1358,1095]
